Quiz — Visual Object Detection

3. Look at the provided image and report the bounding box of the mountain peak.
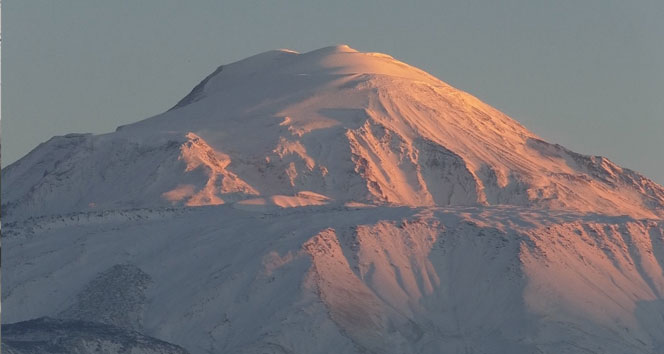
[310,44,359,53]
[3,46,664,220]
[202,44,430,83]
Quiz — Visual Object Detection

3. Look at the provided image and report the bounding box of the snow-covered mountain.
[3,45,664,354]
[3,44,663,219]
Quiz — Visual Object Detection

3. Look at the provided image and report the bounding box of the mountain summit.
[3,44,663,219]
[3,46,664,354]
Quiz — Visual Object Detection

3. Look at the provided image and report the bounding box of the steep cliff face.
[3,45,664,354]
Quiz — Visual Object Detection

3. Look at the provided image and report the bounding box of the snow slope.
[2,45,663,219]
[3,205,664,353]
[3,45,664,354]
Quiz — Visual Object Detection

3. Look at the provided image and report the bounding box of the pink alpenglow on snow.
[3,45,662,219]
[2,45,664,354]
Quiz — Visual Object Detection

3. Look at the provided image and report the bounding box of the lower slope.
[3,204,663,354]
[2,317,190,354]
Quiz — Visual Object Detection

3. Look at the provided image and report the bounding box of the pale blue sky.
[3,1,663,183]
